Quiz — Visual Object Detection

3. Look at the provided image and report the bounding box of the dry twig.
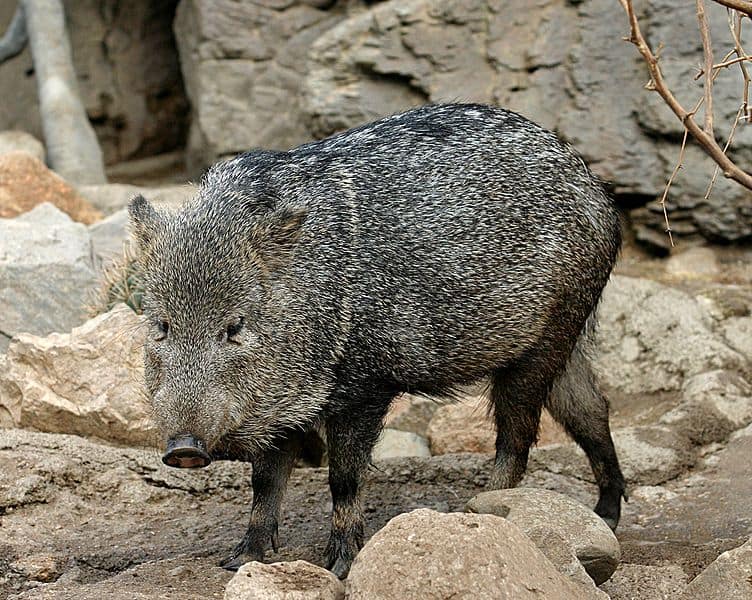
[618,0,752,190]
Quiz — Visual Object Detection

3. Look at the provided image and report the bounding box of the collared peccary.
[128,103,626,578]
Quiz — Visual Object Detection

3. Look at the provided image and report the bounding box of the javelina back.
[129,103,626,578]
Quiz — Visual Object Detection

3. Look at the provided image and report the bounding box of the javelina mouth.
[162,435,212,468]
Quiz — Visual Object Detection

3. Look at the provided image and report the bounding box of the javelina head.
[128,192,308,467]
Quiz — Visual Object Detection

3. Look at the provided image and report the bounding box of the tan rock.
[466,488,621,585]
[346,508,605,599]
[0,151,103,223]
[427,396,567,455]
[0,304,156,447]
[0,130,45,162]
[224,560,344,600]
[680,537,752,599]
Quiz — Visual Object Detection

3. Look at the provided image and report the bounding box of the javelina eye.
[226,317,245,344]
[154,320,169,341]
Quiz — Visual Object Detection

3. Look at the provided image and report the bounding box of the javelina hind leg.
[489,365,546,490]
[219,434,302,570]
[324,404,388,579]
[548,353,626,530]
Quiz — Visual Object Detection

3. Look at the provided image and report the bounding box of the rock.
[89,208,131,266]
[0,131,45,162]
[346,508,605,599]
[0,304,156,447]
[595,276,748,395]
[384,393,439,436]
[666,247,720,280]
[224,561,344,600]
[173,0,357,171]
[466,488,620,585]
[660,370,752,445]
[78,183,194,215]
[427,396,569,455]
[532,424,695,486]
[0,474,49,512]
[10,554,63,583]
[600,564,688,600]
[427,396,495,455]
[0,2,187,165]
[0,152,103,223]
[372,429,431,460]
[0,203,98,351]
[680,538,752,599]
[721,316,752,359]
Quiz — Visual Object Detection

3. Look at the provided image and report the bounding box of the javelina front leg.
[219,435,301,570]
[324,408,386,579]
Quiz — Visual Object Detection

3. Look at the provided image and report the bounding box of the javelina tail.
[546,312,628,523]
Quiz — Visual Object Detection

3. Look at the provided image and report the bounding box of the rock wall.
[0,1,188,165]
[174,0,752,246]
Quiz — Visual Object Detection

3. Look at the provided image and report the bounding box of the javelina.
[128,103,626,578]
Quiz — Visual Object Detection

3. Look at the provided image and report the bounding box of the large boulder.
[0,1,188,165]
[0,304,155,446]
[173,0,361,171]
[0,203,98,351]
[465,488,620,585]
[680,538,752,599]
[595,276,748,395]
[346,508,606,599]
[0,152,103,223]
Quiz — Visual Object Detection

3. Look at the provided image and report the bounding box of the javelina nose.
[162,435,212,468]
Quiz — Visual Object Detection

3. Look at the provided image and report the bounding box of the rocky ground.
[1,131,751,598]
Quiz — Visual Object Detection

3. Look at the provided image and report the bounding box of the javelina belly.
[128,103,626,578]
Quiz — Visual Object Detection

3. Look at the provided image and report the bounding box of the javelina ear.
[250,206,307,270]
[128,194,161,249]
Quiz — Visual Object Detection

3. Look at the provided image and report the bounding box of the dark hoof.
[219,552,259,571]
[327,556,352,580]
[601,516,618,531]
[162,435,212,469]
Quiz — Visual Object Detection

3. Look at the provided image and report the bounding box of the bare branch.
[705,105,744,199]
[619,0,752,190]
[711,0,752,17]
[658,129,688,248]
[697,1,715,135]
[729,10,752,121]
[0,4,28,63]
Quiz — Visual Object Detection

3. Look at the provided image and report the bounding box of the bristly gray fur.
[129,103,626,575]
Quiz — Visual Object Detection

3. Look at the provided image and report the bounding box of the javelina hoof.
[219,551,261,571]
[328,557,351,580]
[162,435,211,468]
[325,536,359,579]
[594,485,626,531]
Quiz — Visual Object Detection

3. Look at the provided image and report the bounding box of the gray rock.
[372,429,431,460]
[532,424,696,487]
[595,276,748,395]
[0,2,187,165]
[660,370,752,445]
[680,538,752,599]
[346,508,606,599]
[466,488,620,585]
[78,183,194,215]
[384,393,439,436]
[173,0,357,171]
[224,560,344,600]
[89,208,130,266]
[0,130,44,162]
[0,203,97,351]
[600,563,688,600]
[665,247,720,280]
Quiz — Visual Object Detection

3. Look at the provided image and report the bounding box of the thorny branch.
[618,0,752,243]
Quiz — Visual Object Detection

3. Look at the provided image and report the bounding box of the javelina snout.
[162,434,212,468]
